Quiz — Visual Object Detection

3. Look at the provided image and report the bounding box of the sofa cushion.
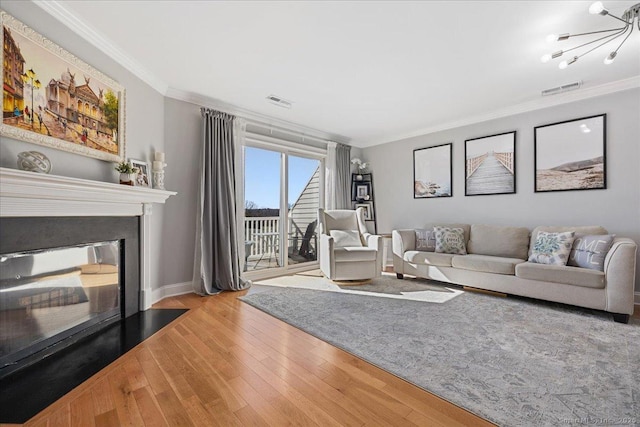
[528,231,575,266]
[424,223,471,244]
[515,262,605,289]
[330,230,363,248]
[467,224,530,259]
[415,229,436,252]
[334,247,377,262]
[567,234,615,271]
[404,251,454,267]
[451,254,524,275]
[528,225,608,257]
[434,227,467,255]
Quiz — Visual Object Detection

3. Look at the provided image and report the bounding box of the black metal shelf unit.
[350,173,377,234]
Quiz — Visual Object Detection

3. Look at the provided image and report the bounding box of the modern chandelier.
[541,1,640,68]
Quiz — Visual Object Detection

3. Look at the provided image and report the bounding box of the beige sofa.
[393,224,637,323]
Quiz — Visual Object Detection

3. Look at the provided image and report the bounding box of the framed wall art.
[534,114,606,192]
[352,182,371,201]
[1,11,126,162]
[130,159,150,188]
[354,202,374,220]
[413,143,452,198]
[465,131,516,196]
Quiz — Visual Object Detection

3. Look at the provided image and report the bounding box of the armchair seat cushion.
[404,251,454,267]
[451,254,524,275]
[334,247,378,262]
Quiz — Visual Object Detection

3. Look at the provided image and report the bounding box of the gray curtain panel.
[335,143,351,209]
[193,108,250,294]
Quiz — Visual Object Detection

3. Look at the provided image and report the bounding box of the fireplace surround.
[0,167,175,376]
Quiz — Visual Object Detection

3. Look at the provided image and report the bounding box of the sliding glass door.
[287,155,320,266]
[243,146,322,276]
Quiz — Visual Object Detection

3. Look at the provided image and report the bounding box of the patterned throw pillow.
[415,229,436,252]
[434,226,467,255]
[528,231,575,266]
[567,234,615,271]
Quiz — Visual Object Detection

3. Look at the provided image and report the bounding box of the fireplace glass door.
[0,241,120,373]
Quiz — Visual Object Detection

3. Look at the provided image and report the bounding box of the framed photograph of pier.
[534,114,606,193]
[465,131,516,196]
[0,11,126,162]
[413,143,452,198]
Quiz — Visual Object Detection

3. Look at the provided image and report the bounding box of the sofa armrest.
[604,237,637,315]
[392,230,416,274]
[392,229,416,256]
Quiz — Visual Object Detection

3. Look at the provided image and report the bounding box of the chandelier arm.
[567,26,627,38]
[576,26,631,59]
[606,13,633,26]
[563,27,628,54]
[611,23,635,53]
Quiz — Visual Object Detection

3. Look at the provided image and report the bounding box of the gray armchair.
[318,208,383,281]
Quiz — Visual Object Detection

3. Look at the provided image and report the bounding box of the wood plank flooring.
[4,290,497,427]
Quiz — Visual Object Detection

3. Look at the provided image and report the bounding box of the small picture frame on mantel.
[129,159,150,188]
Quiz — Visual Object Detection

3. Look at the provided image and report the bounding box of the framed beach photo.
[130,159,150,188]
[413,143,452,198]
[465,131,516,196]
[534,114,606,192]
[0,11,126,162]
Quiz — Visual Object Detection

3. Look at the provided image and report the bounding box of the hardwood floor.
[5,290,494,427]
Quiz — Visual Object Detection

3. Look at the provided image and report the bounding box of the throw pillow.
[330,230,363,248]
[415,229,436,252]
[567,234,615,271]
[434,226,467,255]
[528,231,575,266]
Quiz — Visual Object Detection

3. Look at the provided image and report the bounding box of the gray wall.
[161,97,202,285]
[363,89,640,292]
[0,2,167,290]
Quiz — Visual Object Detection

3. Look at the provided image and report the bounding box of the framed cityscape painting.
[413,143,452,198]
[0,11,126,162]
[465,131,516,196]
[534,114,606,192]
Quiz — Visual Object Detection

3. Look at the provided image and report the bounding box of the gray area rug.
[241,283,640,426]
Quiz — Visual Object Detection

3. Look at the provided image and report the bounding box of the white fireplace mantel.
[0,167,175,217]
[0,167,177,310]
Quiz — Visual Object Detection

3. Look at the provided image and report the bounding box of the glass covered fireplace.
[0,241,122,376]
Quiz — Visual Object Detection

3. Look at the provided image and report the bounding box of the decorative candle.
[152,160,164,171]
[154,151,165,162]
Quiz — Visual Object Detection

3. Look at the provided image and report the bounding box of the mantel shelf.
[0,167,176,217]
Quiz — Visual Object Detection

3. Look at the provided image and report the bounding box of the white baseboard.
[150,281,194,306]
[635,292,640,306]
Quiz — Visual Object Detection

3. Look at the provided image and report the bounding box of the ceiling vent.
[266,95,293,108]
[541,81,583,96]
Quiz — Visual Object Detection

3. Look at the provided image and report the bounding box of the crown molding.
[32,0,169,95]
[356,76,640,148]
[165,87,351,145]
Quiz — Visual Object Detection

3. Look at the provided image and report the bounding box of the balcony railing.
[244,216,317,266]
[244,216,280,257]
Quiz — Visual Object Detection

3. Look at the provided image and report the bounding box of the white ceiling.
[34,1,640,147]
